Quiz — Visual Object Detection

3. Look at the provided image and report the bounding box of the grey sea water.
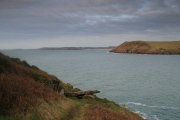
[2,49,180,120]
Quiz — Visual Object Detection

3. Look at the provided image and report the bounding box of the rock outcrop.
[67,90,100,98]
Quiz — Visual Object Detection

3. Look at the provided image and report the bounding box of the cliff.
[110,41,180,54]
[0,52,143,120]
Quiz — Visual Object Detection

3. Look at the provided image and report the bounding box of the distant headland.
[110,41,180,55]
[39,46,115,50]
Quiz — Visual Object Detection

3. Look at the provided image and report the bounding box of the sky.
[0,0,180,49]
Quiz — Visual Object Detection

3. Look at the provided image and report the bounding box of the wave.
[135,110,160,120]
[134,110,148,119]
[121,102,161,120]
[125,102,180,110]
[119,102,160,120]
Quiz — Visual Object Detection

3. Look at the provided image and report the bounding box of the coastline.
[0,52,144,120]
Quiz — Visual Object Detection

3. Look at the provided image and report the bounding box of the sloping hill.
[0,52,143,120]
[110,41,180,54]
[0,52,74,116]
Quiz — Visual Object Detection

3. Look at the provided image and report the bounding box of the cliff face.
[110,41,180,54]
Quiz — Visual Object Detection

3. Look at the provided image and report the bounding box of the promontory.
[110,41,180,54]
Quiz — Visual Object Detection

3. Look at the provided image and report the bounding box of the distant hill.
[110,41,180,54]
[39,46,115,50]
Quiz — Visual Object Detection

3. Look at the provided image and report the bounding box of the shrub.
[0,57,11,68]
[0,65,4,73]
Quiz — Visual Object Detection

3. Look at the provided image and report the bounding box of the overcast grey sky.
[0,0,180,49]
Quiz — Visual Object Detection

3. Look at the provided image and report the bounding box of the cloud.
[0,0,180,48]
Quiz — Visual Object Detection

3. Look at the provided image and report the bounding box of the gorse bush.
[10,57,33,68]
[0,53,11,73]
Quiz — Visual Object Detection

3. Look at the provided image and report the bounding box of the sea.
[1,49,180,120]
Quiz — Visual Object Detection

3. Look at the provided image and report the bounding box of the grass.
[147,41,180,49]
[67,97,144,120]
[110,40,180,54]
[1,94,144,120]
[30,97,76,120]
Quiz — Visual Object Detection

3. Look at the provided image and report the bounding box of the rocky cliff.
[110,41,180,54]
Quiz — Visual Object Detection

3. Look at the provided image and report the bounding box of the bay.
[2,49,180,120]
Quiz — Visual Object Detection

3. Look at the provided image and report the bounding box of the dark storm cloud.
[0,0,180,48]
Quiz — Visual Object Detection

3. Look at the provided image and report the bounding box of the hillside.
[110,41,180,54]
[0,52,143,120]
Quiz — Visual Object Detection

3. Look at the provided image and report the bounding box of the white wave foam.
[125,102,180,110]
[120,102,161,120]
[131,109,160,120]
[134,110,147,119]
[151,115,159,120]
[126,102,147,107]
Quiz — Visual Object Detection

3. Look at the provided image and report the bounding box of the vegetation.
[0,52,144,120]
[110,41,180,54]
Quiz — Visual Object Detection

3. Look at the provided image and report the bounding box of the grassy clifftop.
[110,41,180,54]
[0,52,143,120]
